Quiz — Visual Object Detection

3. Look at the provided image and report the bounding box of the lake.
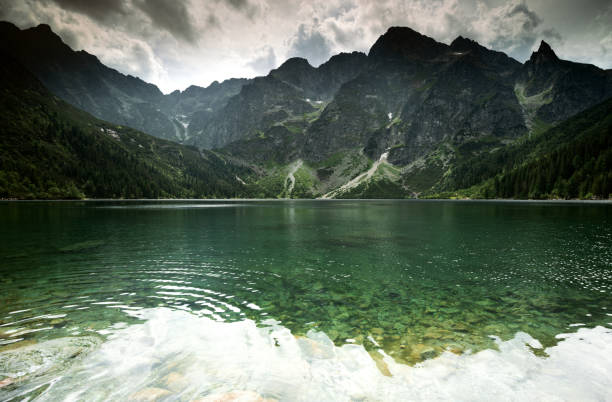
[1,200,611,401]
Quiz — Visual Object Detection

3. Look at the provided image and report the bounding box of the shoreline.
[2,198,612,203]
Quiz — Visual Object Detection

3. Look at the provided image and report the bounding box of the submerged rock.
[0,377,14,388]
[0,336,100,382]
[129,387,172,401]
[163,371,188,392]
[410,343,437,361]
[0,339,37,352]
[195,390,274,402]
[368,350,392,377]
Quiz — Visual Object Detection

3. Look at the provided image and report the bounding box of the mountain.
[160,78,250,143]
[307,27,526,163]
[0,53,255,199]
[270,52,369,100]
[220,26,610,198]
[188,52,369,149]
[0,21,249,143]
[2,22,611,199]
[516,40,612,127]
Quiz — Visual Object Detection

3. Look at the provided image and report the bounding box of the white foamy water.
[2,308,611,401]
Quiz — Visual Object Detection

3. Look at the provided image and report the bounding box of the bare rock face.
[194,390,276,402]
[128,387,172,401]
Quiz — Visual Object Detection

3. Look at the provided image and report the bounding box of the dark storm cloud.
[225,0,259,19]
[506,2,541,31]
[227,0,248,9]
[206,13,221,30]
[542,28,562,41]
[47,0,198,43]
[50,0,127,21]
[288,24,332,66]
[133,0,197,43]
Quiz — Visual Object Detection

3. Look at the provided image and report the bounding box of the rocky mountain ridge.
[2,21,611,199]
[0,21,250,143]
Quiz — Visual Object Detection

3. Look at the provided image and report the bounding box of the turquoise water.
[0,200,611,400]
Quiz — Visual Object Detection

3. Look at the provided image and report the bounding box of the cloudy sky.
[1,0,610,93]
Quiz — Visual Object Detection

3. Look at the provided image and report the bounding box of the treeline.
[441,98,612,199]
[484,128,612,199]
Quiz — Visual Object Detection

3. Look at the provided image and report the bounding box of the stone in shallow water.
[50,318,65,326]
[129,387,172,401]
[423,328,443,340]
[163,371,188,392]
[443,343,464,354]
[367,350,392,377]
[298,333,335,359]
[410,343,437,361]
[370,327,384,335]
[0,336,100,380]
[0,339,37,352]
[0,377,14,388]
[456,324,472,334]
[483,323,508,336]
[194,390,275,402]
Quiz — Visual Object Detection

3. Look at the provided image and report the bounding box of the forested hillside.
[435,99,612,199]
[0,55,254,199]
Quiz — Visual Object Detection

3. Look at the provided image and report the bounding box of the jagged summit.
[26,23,65,46]
[276,57,313,70]
[529,40,559,63]
[369,26,448,61]
[325,51,367,61]
[450,35,481,51]
[269,57,317,91]
[32,23,52,32]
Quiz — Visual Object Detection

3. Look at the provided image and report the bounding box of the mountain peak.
[28,23,62,42]
[530,40,559,63]
[35,23,52,32]
[369,26,448,61]
[270,57,315,81]
[278,57,313,70]
[450,36,482,52]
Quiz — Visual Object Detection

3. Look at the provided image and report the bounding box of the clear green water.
[1,200,611,400]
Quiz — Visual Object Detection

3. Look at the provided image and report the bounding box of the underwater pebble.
[129,387,172,401]
[195,390,275,402]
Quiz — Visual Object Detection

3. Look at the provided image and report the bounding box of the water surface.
[1,200,611,400]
